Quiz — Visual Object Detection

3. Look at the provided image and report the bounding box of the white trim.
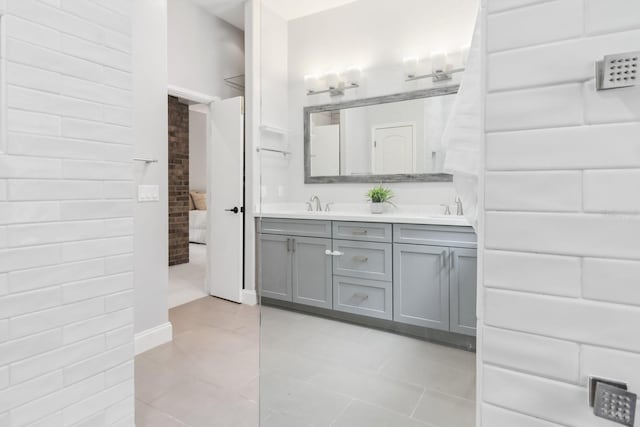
[167,84,217,105]
[135,322,173,355]
[241,289,258,305]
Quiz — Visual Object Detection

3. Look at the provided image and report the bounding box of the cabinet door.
[292,237,333,309]
[258,234,292,302]
[393,244,450,330]
[450,248,478,336]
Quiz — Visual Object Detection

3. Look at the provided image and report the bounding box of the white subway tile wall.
[0,0,134,426]
[483,1,640,425]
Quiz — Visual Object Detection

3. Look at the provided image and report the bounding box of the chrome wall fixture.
[596,51,638,91]
[305,67,362,97]
[404,49,468,83]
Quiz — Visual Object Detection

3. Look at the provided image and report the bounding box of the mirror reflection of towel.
[442,7,483,230]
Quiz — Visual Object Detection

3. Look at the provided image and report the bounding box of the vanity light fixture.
[405,48,468,83]
[305,67,361,97]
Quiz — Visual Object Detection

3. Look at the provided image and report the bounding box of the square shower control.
[593,382,637,426]
[597,51,639,90]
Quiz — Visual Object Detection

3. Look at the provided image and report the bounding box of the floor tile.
[149,379,258,427]
[307,364,425,416]
[332,400,434,427]
[260,372,352,426]
[412,390,475,427]
[136,400,186,427]
[135,356,188,404]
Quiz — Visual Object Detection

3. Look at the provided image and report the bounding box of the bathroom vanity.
[257,211,477,348]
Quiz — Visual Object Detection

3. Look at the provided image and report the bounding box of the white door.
[208,96,244,303]
[311,124,340,176]
[372,124,415,174]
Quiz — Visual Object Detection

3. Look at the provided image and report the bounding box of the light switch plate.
[138,185,159,202]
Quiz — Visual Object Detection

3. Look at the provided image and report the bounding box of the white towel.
[442,10,483,230]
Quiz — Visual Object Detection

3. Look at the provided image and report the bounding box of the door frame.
[166,85,246,303]
[370,121,417,174]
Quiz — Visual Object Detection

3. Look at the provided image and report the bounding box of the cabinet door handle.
[325,250,344,256]
[292,238,296,253]
[352,256,368,263]
[441,250,447,268]
[450,250,455,269]
[287,238,291,252]
[352,229,368,235]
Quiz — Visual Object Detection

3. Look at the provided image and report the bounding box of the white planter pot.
[370,202,384,214]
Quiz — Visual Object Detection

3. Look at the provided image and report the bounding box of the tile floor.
[168,244,208,308]
[135,298,476,427]
[260,306,476,427]
[135,297,259,427]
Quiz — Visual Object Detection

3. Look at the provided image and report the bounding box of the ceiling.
[262,0,358,20]
[191,0,359,29]
[190,0,246,29]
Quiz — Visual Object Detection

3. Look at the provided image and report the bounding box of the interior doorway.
[167,96,209,308]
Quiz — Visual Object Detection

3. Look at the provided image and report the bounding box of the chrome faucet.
[310,195,322,212]
[455,196,464,216]
[325,202,334,212]
[305,201,313,212]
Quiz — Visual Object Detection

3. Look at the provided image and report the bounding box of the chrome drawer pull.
[353,293,369,304]
[352,256,369,263]
[352,229,368,235]
[325,250,344,257]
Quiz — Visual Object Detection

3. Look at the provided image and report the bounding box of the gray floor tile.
[332,400,434,427]
[307,364,424,416]
[412,389,475,427]
[260,372,352,426]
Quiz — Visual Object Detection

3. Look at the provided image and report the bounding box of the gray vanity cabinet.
[393,244,450,331]
[258,234,292,302]
[393,224,477,336]
[258,219,333,309]
[259,218,478,339]
[292,237,333,309]
[449,248,478,336]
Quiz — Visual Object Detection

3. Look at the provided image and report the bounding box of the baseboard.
[241,289,258,306]
[135,322,173,355]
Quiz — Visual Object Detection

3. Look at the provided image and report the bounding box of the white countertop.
[256,203,471,227]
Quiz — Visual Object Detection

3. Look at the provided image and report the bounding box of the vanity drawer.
[333,276,392,320]
[332,221,392,243]
[259,218,332,238]
[393,224,477,248]
[332,240,392,281]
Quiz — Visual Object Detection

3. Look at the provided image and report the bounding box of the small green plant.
[366,185,395,205]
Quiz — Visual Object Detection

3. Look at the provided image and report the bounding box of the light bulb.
[345,67,361,86]
[403,57,419,79]
[430,51,449,74]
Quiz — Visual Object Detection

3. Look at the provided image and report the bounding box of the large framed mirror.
[304,86,459,183]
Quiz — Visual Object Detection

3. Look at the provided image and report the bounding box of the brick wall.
[481,1,640,425]
[0,0,135,425]
[168,95,189,266]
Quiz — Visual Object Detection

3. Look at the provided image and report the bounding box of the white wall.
[257,3,290,205]
[274,0,478,206]
[189,110,207,192]
[0,0,135,425]
[480,1,640,425]
[167,0,245,98]
[133,0,170,339]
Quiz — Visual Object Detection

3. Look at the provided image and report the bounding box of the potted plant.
[366,185,394,214]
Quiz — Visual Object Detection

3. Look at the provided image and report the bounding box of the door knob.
[225,207,243,214]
